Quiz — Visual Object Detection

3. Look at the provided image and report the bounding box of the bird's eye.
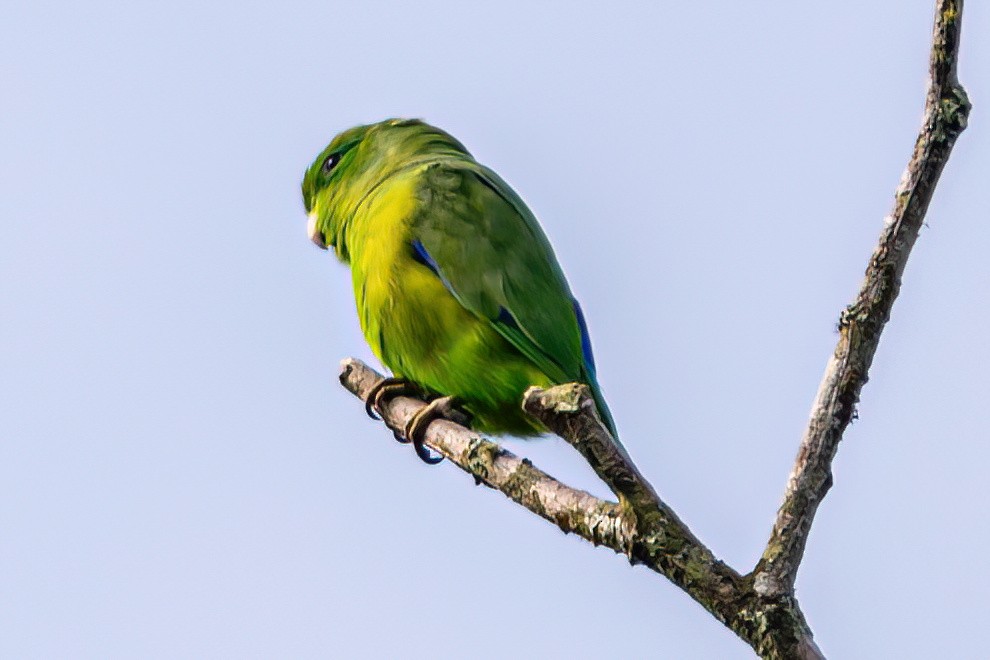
[322,152,341,173]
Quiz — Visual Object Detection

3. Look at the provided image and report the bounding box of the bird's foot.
[364,377,422,420]
[365,378,470,464]
[402,396,471,464]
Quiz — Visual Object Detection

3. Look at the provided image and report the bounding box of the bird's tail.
[587,378,635,465]
[590,383,618,440]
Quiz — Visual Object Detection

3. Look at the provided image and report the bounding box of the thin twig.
[755,0,970,595]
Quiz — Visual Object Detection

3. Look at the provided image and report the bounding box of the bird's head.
[301,118,470,260]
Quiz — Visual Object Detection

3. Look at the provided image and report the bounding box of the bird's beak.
[307,212,328,250]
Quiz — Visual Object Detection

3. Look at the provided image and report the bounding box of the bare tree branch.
[333,2,968,656]
[520,385,742,610]
[755,0,971,596]
[340,359,821,657]
[339,359,633,549]
[521,384,823,658]
[522,384,662,513]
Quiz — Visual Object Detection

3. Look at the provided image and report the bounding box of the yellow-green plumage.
[303,119,617,439]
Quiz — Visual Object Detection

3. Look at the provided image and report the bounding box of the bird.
[302,118,618,462]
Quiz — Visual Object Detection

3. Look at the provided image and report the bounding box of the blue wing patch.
[572,298,597,377]
[496,306,519,329]
[411,239,457,295]
[411,239,441,275]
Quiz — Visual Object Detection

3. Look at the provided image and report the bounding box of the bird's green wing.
[410,159,617,437]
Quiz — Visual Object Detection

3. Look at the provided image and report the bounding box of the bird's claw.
[402,396,469,465]
[365,378,470,465]
[364,377,418,420]
[413,440,445,465]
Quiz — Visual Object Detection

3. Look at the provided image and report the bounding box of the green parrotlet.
[302,119,619,460]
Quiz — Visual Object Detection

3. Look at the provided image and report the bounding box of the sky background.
[2,1,988,658]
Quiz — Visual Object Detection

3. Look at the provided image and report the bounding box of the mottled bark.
[755,0,970,595]
[333,2,968,657]
[339,359,633,548]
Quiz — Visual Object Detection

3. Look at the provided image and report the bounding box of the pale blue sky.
[2,1,987,657]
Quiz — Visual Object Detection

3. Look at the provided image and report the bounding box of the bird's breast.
[346,170,473,377]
